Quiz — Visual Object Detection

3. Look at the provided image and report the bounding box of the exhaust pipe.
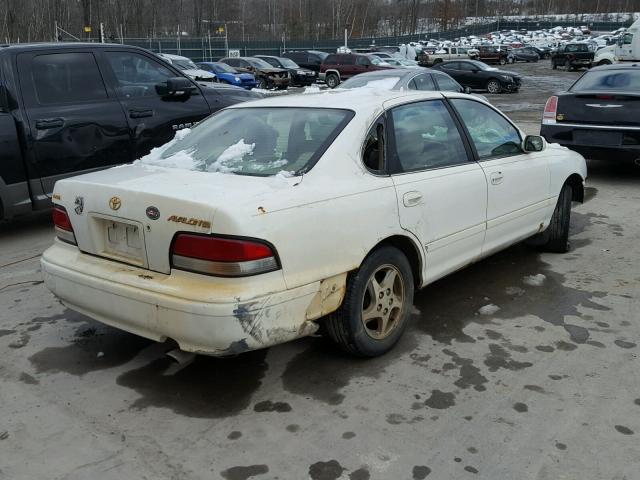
[164,348,196,375]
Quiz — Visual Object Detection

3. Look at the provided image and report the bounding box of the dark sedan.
[431,60,521,94]
[255,55,316,86]
[540,64,640,162]
[510,48,540,63]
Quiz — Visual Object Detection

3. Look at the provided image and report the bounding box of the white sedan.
[42,90,587,357]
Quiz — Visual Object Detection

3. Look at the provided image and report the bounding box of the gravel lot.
[1,61,639,480]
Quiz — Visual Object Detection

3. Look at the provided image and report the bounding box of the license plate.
[574,130,622,146]
[104,220,144,262]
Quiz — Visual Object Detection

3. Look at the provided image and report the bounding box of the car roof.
[0,42,146,54]
[158,53,190,61]
[341,68,438,80]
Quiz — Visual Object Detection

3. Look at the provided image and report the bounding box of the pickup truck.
[551,43,594,70]
[0,43,260,221]
[417,47,478,66]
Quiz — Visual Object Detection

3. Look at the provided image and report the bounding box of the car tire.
[565,59,572,71]
[325,73,340,89]
[486,79,502,94]
[324,246,414,357]
[257,78,268,89]
[552,61,557,69]
[598,59,612,66]
[499,58,506,65]
[527,183,572,253]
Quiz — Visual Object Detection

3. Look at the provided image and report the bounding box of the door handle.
[490,171,504,185]
[129,109,154,119]
[35,118,64,129]
[403,191,423,207]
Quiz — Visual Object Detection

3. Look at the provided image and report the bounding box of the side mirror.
[464,86,472,94]
[523,135,545,152]
[155,77,196,97]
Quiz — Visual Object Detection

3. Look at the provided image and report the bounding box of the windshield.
[570,70,640,92]
[174,59,198,70]
[143,108,353,176]
[247,58,274,69]
[213,62,237,73]
[370,56,385,65]
[279,58,299,68]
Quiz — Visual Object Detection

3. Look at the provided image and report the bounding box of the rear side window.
[324,55,338,65]
[434,74,462,92]
[31,53,107,105]
[363,119,386,173]
[391,100,469,172]
[570,70,640,92]
[340,55,356,65]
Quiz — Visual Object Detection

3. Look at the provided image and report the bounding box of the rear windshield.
[340,75,400,89]
[142,108,353,176]
[570,70,640,92]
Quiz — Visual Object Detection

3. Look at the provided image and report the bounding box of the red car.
[320,53,393,88]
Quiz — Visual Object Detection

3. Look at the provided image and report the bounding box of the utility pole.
[99,22,105,43]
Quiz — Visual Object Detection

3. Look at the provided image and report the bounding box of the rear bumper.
[541,124,640,161]
[41,241,327,356]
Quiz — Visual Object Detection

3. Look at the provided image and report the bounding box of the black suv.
[255,55,316,87]
[282,50,329,74]
[0,42,260,221]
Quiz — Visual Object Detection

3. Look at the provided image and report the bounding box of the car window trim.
[446,96,524,162]
[386,98,475,176]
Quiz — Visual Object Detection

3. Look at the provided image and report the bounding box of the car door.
[101,50,211,160]
[17,50,132,200]
[456,61,481,88]
[389,99,488,283]
[449,98,550,256]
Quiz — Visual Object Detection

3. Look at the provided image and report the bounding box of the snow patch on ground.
[505,286,526,296]
[303,85,321,94]
[252,88,289,96]
[523,274,546,287]
[409,305,422,316]
[478,304,501,315]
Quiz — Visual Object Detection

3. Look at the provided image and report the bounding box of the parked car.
[510,47,540,62]
[219,57,290,89]
[0,42,260,222]
[530,45,552,59]
[476,45,509,65]
[541,64,640,162]
[431,60,522,94]
[417,47,479,66]
[42,90,586,358]
[157,53,216,83]
[320,53,393,88]
[282,50,329,74]
[196,61,258,89]
[551,43,594,70]
[255,55,316,86]
[339,68,467,93]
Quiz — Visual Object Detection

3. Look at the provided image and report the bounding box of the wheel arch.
[564,173,585,203]
[325,69,341,80]
[366,235,423,287]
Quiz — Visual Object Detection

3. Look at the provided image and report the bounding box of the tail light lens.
[543,95,558,124]
[171,233,279,277]
[52,206,77,245]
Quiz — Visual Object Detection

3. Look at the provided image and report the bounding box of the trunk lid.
[556,91,640,126]
[54,165,296,274]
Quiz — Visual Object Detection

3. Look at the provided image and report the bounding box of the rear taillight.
[171,234,279,277]
[52,206,77,245]
[543,95,558,125]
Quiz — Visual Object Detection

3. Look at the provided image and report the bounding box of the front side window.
[31,53,107,105]
[143,107,353,176]
[623,33,633,45]
[106,52,174,98]
[409,74,435,91]
[451,99,522,160]
[433,74,462,92]
[391,100,469,172]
